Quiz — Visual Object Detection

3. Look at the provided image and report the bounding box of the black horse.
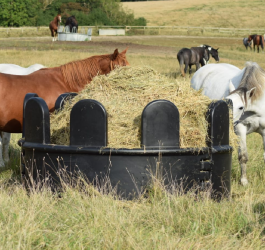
[65,15,78,33]
[190,47,210,66]
[177,47,209,77]
[199,44,220,62]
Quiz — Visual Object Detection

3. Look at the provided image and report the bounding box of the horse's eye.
[239,107,244,110]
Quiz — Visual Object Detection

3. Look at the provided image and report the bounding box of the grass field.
[0,35,264,249]
[122,0,265,28]
[1,1,265,246]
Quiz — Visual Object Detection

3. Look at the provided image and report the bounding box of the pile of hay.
[50,66,237,149]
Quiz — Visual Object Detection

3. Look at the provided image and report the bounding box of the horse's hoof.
[241,178,248,186]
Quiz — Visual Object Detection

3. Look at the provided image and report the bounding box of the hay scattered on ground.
[50,66,237,149]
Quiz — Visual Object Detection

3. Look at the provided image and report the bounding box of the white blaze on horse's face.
[59,16,61,23]
[226,81,245,124]
[226,81,257,124]
[226,93,244,124]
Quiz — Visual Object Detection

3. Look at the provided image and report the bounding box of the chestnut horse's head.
[99,48,130,74]
[248,34,256,42]
[57,14,61,23]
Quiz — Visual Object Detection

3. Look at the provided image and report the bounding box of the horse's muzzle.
[234,120,241,126]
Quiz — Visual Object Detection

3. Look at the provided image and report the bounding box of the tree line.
[0,0,147,27]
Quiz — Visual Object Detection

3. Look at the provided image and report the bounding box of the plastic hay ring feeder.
[19,93,233,200]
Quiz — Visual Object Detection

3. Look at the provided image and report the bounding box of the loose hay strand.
[50,66,237,149]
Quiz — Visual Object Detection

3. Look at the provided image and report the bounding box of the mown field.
[0,34,265,249]
[122,0,265,28]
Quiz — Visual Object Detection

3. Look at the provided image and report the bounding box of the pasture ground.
[1,36,265,249]
[122,0,265,29]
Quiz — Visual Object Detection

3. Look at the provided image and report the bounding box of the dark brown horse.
[248,34,264,53]
[49,14,61,41]
[0,48,129,133]
[65,15,78,33]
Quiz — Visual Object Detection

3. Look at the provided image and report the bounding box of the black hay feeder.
[19,93,232,200]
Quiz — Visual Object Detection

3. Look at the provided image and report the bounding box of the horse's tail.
[177,52,185,77]
[260,35,264,50]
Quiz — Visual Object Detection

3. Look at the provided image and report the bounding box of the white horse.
[0,64,45,75]
[191,63,244,99]
[191,62,265,186]
[0,63,45,167]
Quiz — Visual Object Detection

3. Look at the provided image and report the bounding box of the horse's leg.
[189,65,192,75]
[235,124,248,185]
[0,132,5,167]
[50,29,54,42]
[2,133,10,163]
[184,63,188,76]
[52,30,55,42]
[195,63,200,72]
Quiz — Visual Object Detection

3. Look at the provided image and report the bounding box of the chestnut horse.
[0,48,129,133]
[248,34,264,53]
[49,14,61,41]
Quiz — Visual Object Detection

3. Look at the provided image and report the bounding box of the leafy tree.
[0,0,41,26]
[0,0,147,27]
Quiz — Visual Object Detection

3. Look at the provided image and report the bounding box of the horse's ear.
[112,49,119,60]
[247,87,256,99]
[121,47,128,54]
[229,80,235,92]
[216,48,219,51]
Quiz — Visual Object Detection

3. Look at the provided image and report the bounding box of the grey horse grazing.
[243,37,253,50]
[177,47,209,76]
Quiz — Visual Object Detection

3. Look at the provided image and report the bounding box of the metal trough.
[99,29,125,36]
[19,93,232,200]
[57,26,92,41]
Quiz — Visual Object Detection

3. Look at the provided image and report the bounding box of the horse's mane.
[232,61,265,105]
[60,54,111,90]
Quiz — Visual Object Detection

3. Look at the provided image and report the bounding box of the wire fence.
[0,25,264,38]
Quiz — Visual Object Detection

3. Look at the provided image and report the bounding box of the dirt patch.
[0,36,180,57]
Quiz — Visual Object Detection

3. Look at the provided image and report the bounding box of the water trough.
[57,26,92,41]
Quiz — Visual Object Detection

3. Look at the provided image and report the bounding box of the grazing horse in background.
[199,44,220,63]
[0,48,129,134]
[191,62,265,186]
[190,47,210,66]
[49,14,61,41]
[0,63,46,167]
[0,64,45,75]
[243,38,253,50]
[248,34,264,53]
[65,15,78,33]
[177,47,209,76]
[191,63,242,99]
